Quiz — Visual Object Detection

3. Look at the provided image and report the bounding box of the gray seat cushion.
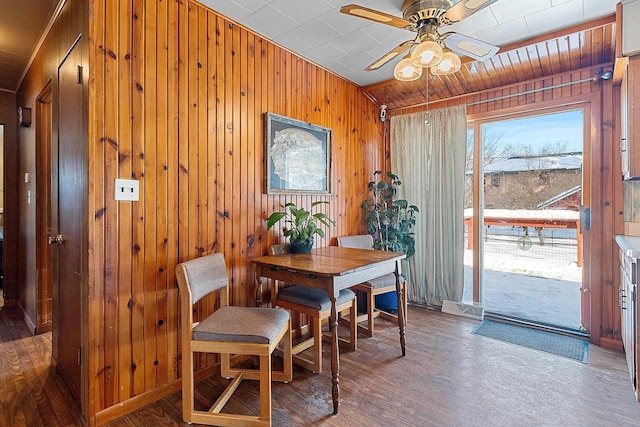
[277,286,355,312]
[192,306,290,344]
[366,273,399,289]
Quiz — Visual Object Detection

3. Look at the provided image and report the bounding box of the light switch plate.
[114,178,139,201]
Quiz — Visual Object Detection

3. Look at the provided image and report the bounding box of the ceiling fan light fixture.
[410,40,443,68]
[431,49,461,75]
[394,56,422,81]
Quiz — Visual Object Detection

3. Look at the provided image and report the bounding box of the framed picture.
[265,112,332,195]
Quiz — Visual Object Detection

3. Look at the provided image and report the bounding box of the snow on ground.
[462,233,582,329]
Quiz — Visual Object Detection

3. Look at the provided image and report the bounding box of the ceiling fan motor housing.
[402,0,452,24]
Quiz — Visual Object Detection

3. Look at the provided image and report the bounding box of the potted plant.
[266,201,335,253]
[361,171,419,311]
[362,171,419,257]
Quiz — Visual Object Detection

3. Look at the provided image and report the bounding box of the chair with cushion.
[176,253,292,426]
[336,234,408,337]
[269,243,357,373]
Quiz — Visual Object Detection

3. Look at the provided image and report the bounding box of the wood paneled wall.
[390,65,623,348]
[88,0,383,422]
[0,90,17,306]
[15,0,87,334]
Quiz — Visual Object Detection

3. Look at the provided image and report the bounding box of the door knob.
[48,234,64,245]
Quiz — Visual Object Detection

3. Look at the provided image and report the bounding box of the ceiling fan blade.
[365,40,413,71]
[340,5,413,30]
[444,32,499,61]
[441,0,498,24]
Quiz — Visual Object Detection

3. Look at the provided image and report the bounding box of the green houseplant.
[266,201,335,253]
[362,171,419,257]
[361,171,419,312]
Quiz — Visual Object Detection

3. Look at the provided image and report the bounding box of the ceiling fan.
[340,0,500,80]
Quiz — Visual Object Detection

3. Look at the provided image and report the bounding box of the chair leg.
[402,281,408,324]
[366,289,375,337]
[259,354,272,423]
[281,320,293,382]
[312,316,322,373]
[349,298,357,350]
[182,348,195,423]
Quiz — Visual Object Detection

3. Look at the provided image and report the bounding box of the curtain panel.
[391,105,467,306]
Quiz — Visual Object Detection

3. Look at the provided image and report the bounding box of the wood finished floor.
[3,304,640,426]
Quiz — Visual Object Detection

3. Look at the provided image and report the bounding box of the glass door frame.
[467,101,592,333]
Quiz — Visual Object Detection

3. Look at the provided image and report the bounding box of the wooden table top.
[252,246,405,277]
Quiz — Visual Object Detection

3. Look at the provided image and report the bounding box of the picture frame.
[265,112,332,195]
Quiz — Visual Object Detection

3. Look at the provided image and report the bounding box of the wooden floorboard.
[3,303,640,426]
[0,306,84,427]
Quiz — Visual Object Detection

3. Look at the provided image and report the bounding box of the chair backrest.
[176,253,229,305]
[269,243,292,255]
[337,234,374,250]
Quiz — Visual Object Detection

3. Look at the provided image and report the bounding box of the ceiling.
[0,0,619,107]
[200,0,620,88]
[0,0,59,92]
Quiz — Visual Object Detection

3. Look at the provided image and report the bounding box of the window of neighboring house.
[491,174,501,187]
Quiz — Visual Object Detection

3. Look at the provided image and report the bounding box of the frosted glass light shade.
[431,50,461,75]
[394,57,422,81]
[410,40,443,68]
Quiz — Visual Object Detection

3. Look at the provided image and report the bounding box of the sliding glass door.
[465,108,585,331]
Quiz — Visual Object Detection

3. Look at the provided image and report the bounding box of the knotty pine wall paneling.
[389,65,623,348]
[89,0,383,423]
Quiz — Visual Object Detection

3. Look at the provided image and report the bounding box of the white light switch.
[114,178,139,201]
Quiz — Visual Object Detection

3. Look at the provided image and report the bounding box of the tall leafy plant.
[361,171,419,257]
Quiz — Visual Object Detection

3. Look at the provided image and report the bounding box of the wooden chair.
[269,243,357,373]
[336,235,408,337]
[176,253,292,426]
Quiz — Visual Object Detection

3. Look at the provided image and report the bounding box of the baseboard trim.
[600,336,623,352]
[16,300,36,334]
[94,364,219,425]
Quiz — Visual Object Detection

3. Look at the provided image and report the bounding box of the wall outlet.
[114,178,139,201]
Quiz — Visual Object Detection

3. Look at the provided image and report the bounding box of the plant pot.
[290,237,314,254]
[375,291,398,314]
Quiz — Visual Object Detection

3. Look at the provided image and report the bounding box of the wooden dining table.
[252,245,406,414]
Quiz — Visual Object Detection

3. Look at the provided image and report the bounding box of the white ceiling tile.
[271,0,333,25]
[333,29,379,55]
[320,9,370,35]
[304,42,349,64]
[475,18,531,46]
[338,50,378,70]
[361,22,412,44]
[229,0,273,13]
[583,0,618,19]
[274,32,314,54]
[445,7,499,36]
[551,0,572,5]
[243,5,299,40]
[199,0,252,21]
[490,0,551,24]
[288,18,343,48]
[525,0,584,36]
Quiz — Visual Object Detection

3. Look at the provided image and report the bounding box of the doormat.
[472,320,589,363]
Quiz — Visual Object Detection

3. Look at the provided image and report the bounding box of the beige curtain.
[391,105,467,306]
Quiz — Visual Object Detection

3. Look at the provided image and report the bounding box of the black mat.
[472,320,589,363]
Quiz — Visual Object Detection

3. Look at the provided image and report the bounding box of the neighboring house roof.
[537,185,582,210]
[484,152,583,174]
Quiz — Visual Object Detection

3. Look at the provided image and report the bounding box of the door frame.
[467,93,599,337]
[35,80,53,334]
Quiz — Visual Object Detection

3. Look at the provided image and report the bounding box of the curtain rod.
[388,65,613,114]
[466,72,610,106]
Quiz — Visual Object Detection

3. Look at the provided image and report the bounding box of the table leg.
[395,260,406,356]
[330,294,340,414]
